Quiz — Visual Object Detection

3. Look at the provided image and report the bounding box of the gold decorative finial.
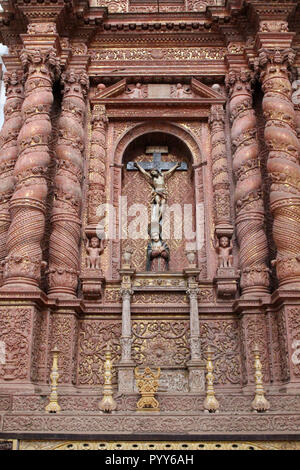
[203,346,220,413]
[99,342,117,412]
[135,367,161,412]
[45,346,61,414]
[251,344,270,412]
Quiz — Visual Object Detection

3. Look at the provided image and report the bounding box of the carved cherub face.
[220,236,229,248]
[91,237,100,248]
[177,83,183,89]
[136,83,142,89]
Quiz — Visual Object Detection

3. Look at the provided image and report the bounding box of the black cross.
[126,146,188,172]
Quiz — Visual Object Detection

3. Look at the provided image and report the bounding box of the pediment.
[92,78,225,102]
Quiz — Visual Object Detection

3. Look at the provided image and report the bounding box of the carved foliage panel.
[31,309,49,384]
[199,319,242,385]
[0,307,33,381]
[49,314,78,385]
[239,314,270,385]
[132,320,190,367]
[287,307,300,380]
[77,320,121,385]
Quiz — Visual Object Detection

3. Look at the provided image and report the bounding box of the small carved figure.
[174,83,193,98]
[125,82,144,98]
[85,236,104,270]
[147,231,170,272]
[213,235,233,268]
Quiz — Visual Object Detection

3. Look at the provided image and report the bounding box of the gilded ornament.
[99,343,117,413]
[251,345,270,413]
[203,347,219,413]
[135,366,161,412]
[45,347,61,414]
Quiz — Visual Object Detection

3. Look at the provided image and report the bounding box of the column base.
[48,288,77,299]
[187,359,205,393]
[117,360,135,393]
[0,277,41,292]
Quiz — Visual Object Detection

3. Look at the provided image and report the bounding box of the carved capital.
[61,69,89,98]
[120,288,134,300]
[225,69,254,97]
[20,47,60,80]
[255,48,296,71]
[187,288,199,301]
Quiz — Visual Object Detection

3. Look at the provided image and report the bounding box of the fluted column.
[208,104,231,226]
[226,69,269,297]
[47,69,88,297]
[0,70,24,286]
[2,48,59,290]
[118,268,135,393]
[120,288,134,362]
[255,49,300,288]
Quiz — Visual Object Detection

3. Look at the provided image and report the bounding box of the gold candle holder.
[99,343,117,412]
[251,344,270,412]
[203,346,220,413]
[45,346,61,414]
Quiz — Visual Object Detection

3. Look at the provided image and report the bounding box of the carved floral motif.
[132,320,190,367]
[78,320,121,385]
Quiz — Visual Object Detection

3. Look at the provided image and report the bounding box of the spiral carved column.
[256,49,300,288]
[0,70,24,286]
[88,104,108,226]
[208,104,231,226]
[48,69,89,298]
[226,69,270,297]
[2,49,59,290]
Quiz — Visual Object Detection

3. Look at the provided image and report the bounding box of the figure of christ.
[134,162,180,225]
[146,231,170,272]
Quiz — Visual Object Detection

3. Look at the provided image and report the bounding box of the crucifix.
[126,146,187,227]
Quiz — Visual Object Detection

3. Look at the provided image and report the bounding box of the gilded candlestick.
[45,346,61,414]
[203,346,219,413]
[99,343,117,412]
[251,344,270,412]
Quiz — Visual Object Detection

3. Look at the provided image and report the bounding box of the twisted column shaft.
[256,49,300,288]
[2,49,59,289]
[48,69,88,297]
[88,105,107,225]
[208,104,231,226]
[226,69,269,296]
[0,70,24,285]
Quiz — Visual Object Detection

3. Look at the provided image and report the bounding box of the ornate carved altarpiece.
[0,0,300,449]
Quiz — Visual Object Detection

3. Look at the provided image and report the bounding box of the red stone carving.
[255,49,300,289]
[2,49,59,290]
[226,69,270,296]
[0,71,24,287]
[48,69,88,298]
[88,104,108,225]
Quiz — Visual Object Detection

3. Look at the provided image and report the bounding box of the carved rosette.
[226,69,269,296]
[0,70,24,286]
[208,105,231,225]
[88,105,108,225]
[3,49,59,288]
[48,69,89,297]
[256,49,300,288]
